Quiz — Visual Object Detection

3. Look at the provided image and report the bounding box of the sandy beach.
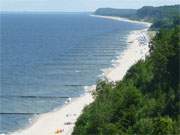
[10,15,151,135]
[104,28,150,81]
[91,15,152,27]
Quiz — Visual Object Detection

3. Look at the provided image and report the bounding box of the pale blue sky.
[0,0,179,12]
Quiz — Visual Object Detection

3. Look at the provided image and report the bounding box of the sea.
[0,12,147,134]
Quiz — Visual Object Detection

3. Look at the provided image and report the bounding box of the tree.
[152,117,174,135]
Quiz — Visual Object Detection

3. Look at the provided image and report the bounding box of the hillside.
[94,5,180,30]
[73,5,180,135]
[137,5,180,21]
[94,8,137,18]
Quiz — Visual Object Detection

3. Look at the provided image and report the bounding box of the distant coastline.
[91,14,151,82]
[91,14,152,27]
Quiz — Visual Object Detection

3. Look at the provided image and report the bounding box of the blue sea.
[0,13,147,134]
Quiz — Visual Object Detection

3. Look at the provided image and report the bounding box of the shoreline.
[104,28,150,82]
[10,15,151,135]
[91,14,152,27]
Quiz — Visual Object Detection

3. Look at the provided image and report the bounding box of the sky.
[0,0,179,12]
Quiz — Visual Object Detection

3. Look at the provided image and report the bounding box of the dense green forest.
[94,8,137,18]
[73,5,180,135]
[94,5,180,30]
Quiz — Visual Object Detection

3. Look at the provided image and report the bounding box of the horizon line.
[0,11,93,14]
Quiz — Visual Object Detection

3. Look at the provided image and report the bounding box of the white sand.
[91,15,152,27]
[10,15,151,135]
[11,86,95,135]
[104,29,150,81]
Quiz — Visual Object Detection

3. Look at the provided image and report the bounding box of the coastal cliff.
[73,5,180,135]
[94,5,180,30]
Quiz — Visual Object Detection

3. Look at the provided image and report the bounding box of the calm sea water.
[0,13,146,134]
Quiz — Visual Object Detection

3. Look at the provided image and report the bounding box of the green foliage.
[94,5,180,29]
[152,117,174,135]
[124,60,153,92]
[137,5,180,21]
[133,118,154,134]
[94,8,137,18]
[73,7,180,135]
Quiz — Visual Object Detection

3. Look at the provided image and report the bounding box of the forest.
[94,5,180,30]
